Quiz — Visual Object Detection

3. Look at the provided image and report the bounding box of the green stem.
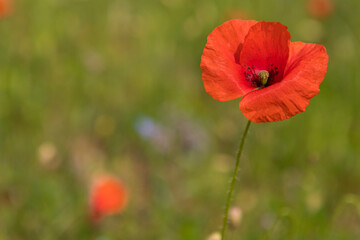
[221,120,252,240]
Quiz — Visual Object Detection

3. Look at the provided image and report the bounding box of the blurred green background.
[1,0,360,239]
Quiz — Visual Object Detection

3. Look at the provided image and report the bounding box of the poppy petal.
[201,20,257,101]
[240,21,290,83]
[240,42,328,122]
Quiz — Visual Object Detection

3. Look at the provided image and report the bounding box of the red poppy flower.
[90,175,128,221]
[0,0,11,17]
[200,20,328,122]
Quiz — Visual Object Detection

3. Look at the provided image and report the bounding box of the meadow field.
[1,0,360,239]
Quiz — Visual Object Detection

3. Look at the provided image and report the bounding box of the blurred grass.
[0,0,360,239]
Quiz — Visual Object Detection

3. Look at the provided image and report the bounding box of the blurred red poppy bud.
[307,0,334,19]
[90,175,128,221]
[224,9,249,21]
[0,0,11,17]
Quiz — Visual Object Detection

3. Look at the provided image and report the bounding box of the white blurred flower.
[38,142,58,169]
[229,206,243,228]
[206,232,221,240]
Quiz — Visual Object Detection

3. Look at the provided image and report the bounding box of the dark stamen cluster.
[243,64,279,88]
[244,65,259,87]
[267,64,279,86]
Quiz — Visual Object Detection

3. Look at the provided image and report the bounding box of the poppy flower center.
[244,65,279,88]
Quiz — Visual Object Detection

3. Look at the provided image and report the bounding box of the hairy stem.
[221,120,251,240]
